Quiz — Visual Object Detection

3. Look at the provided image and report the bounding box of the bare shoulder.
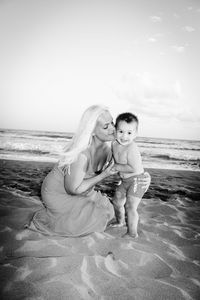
[76,152,88,164]
[128,142,140,155]
[129,141,138,150]
[68,152,88,174]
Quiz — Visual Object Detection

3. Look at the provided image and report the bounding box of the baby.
[111,112,150,238]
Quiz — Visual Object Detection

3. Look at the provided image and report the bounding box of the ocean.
[0,128,199,172]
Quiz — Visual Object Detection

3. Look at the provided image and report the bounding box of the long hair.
[58,105,109,168]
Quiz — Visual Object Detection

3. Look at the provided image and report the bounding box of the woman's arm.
[64,154,115,195]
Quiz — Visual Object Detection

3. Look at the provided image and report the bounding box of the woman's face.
[94,111,115,142]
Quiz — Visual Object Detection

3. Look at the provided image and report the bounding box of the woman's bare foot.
[15,229,31,240]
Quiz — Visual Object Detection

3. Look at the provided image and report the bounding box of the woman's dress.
[28,151,114,237]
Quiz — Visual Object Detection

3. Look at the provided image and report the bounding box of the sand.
[0,159,200,299]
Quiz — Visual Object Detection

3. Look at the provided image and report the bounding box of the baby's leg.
[123,175,149,238]
[111,188,126,227]
[123,195,141,238]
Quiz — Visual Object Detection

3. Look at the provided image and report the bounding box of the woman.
[27,105,150,237]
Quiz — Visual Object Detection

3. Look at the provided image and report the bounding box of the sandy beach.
[0,159,200,299]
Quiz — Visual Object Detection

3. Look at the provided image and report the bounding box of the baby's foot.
[110,221,126,228]
[122,232,138,239]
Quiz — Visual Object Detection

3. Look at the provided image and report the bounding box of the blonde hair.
[58,105,109,168]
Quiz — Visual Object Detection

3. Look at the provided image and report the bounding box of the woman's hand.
[138,171,151,191]
[103,159,118,177]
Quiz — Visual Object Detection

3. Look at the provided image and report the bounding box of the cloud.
[176,110,200,123]
[171,45,185,53]
[148,37,157,42]
[183,26,195,32]
[112,73,198,123]
[173,13,180,18]
[147,33,163,43]
[150,16,162,23]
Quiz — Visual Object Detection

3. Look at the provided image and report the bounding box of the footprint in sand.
[106,251,116,260]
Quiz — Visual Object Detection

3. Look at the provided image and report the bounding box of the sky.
[0,0,200,140]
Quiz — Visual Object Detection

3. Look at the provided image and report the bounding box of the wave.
[4,144,199,162]
[137,138,200,151]
[0,148,51,155]
[2,138,199,154]
[138,140,178,146]
[139,145,200,151]
[1,152,199,171]
[137,138,190,145]
[1,129,200,171]
[151,154,200,162]
[0,138,70,154]
[0,133,72,142]
[33,134,72,139]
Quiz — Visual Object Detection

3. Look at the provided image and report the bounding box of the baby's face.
[115,120,137,146]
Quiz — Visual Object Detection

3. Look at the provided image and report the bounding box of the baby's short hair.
[115,112,138,128]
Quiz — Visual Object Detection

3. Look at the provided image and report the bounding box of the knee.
[113,200,123,210]
[113,192,124,209]
[125,200,136,212]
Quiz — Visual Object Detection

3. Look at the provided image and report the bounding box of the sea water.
[0,128,200,172]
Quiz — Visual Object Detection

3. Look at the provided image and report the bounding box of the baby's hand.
[110,164,118,172]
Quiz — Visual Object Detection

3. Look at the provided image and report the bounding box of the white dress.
[28,150,114,237]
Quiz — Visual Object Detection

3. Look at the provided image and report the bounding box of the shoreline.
[0,156,199,172]
[0,157,200,172]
